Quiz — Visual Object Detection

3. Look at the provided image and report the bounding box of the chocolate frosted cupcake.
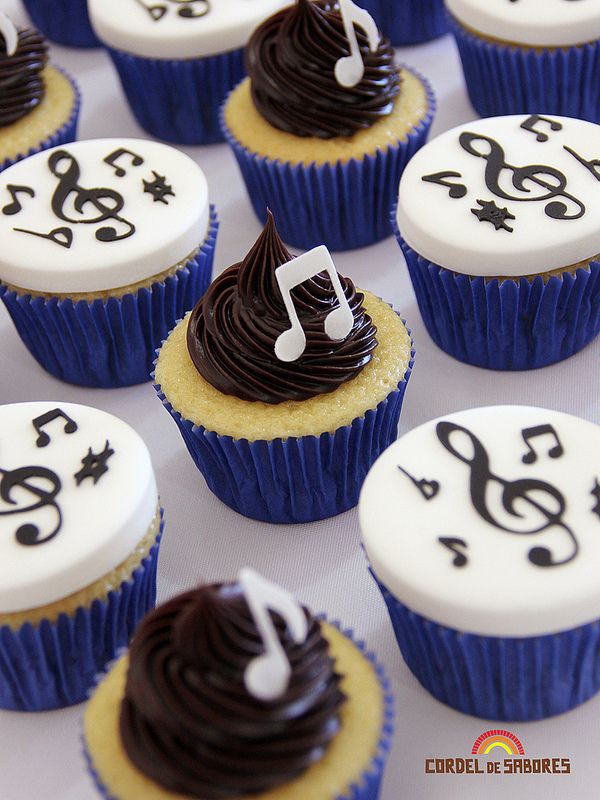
[22,0,100,48]
[84,571,394,799]
[0,14,80,172]
[222,0,434,250]
[155,212,413,523]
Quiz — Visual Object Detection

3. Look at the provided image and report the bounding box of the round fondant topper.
[88,0,290,59]
[0,138,209,293]
[0,402,157,613]
[360,405,600,637]
[397,114,600,276]
[446,0,600,47]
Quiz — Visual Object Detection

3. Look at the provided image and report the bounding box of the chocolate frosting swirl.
[246,0,400,139]
[120,583,346,798]
[0,27,47,127]
[187,213,377,404]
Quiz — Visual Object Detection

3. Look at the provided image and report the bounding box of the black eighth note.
[2,185,35,216]
[438,537,468,568]
[32,408,78,448]
[521,424,564,465]
[397,466,440,500]
[520,115,563,143]
[421,171,467,199]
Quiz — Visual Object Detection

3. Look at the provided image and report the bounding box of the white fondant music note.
[274,245,354,363]
[334,0,380,89]
[0,12,19,56]
[239,568,308,702]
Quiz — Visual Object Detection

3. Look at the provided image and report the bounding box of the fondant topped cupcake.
[446,0,600,47]
[361,405,600,637]
[88,0,290,59]
[0,401,157,614]
[396,114,600,276]
[0,137,209,292]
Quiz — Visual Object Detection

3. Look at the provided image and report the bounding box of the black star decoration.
[143,172,175,205]
[74,441,115,486]
[471,199,516,232]
[591,478,600,521]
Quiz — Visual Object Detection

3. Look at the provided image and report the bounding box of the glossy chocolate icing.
[186,212,377,404]
[0,27,47,127]
[120,583,346,798]
[246,0,400,139]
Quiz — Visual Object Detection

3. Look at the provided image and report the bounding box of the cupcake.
[0,13,80,172]
[446,0,600,121]
[84,569,394,799]
[222,0,435,251]
[359,0,447,46]
[154,213,413,524]
[361,405,600,721]
[22,0,100,48]
[87,0,289,145]
[0,136,217,387]
[0,401,161,711]
[395,113,600,370]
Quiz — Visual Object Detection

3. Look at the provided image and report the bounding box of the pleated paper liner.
[0,209,218,388]
[22,0,100,48]
[0,69,81,173]
[373,573,600,722]
[107,46,245,145]
[361,0,448,46]
[83,620,395,800]
[220,65,436,252]
[448,14,600,122]
[0,512,163,713]
[395,227,600,370]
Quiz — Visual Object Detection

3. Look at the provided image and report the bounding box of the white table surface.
[1,2,599,798]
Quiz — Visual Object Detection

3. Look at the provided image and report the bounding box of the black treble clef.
[436,421,578,568]
[459,132,585,221]
[48,150,136,243]
[0,464,63,546]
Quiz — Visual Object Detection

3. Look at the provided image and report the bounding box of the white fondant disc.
[446,0,600,47]
[88,0,290,59]
[360,405,600,637]
[397,114,600,276]
[0,402,157,613]
[0,138,209,293]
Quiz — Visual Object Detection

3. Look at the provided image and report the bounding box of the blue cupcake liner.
[394,225,600,370]
[0,68,81,173]
[372,572,600,721]
[107,46,245,145]
[23,0,100,48]
[448,14,600,122]
[83,618,394,800]
[221,66,436,251]
[0,209,218,388]
[154,324,414,524]
[0,510,163,712]
[361,0,447,46]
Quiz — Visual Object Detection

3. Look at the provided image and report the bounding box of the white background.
[1,1,599,798]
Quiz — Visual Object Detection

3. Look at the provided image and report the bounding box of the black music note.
[134,0,167,20]
[398,466,439,500]
[471,199,515,232]
[13,226,73,249]
[2,185,35,216]
[0,464,63,546]
[47,150,135,243]
[74,442,114,485]
[520,115,563,143]
[459,132,585,220]
[590,479,600,521]
[32,408,78,448]
[174,0,210,18]
[438,537,468,568]
[563,146,600,183]
[521,425,564,464]
[103,148,144,178]
[436,421,578,568]
[422,171,467,199]
[143,172,174,204]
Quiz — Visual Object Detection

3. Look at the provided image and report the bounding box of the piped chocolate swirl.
[0,26,47,127]
[187,212,377,404]
[247,0,400,139]
[119,583,346,799]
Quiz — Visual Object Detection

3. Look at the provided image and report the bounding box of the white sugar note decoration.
[0,12,19,56]
[334,0,380,88]
[274,245,354,363]
[239,567,309,702]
